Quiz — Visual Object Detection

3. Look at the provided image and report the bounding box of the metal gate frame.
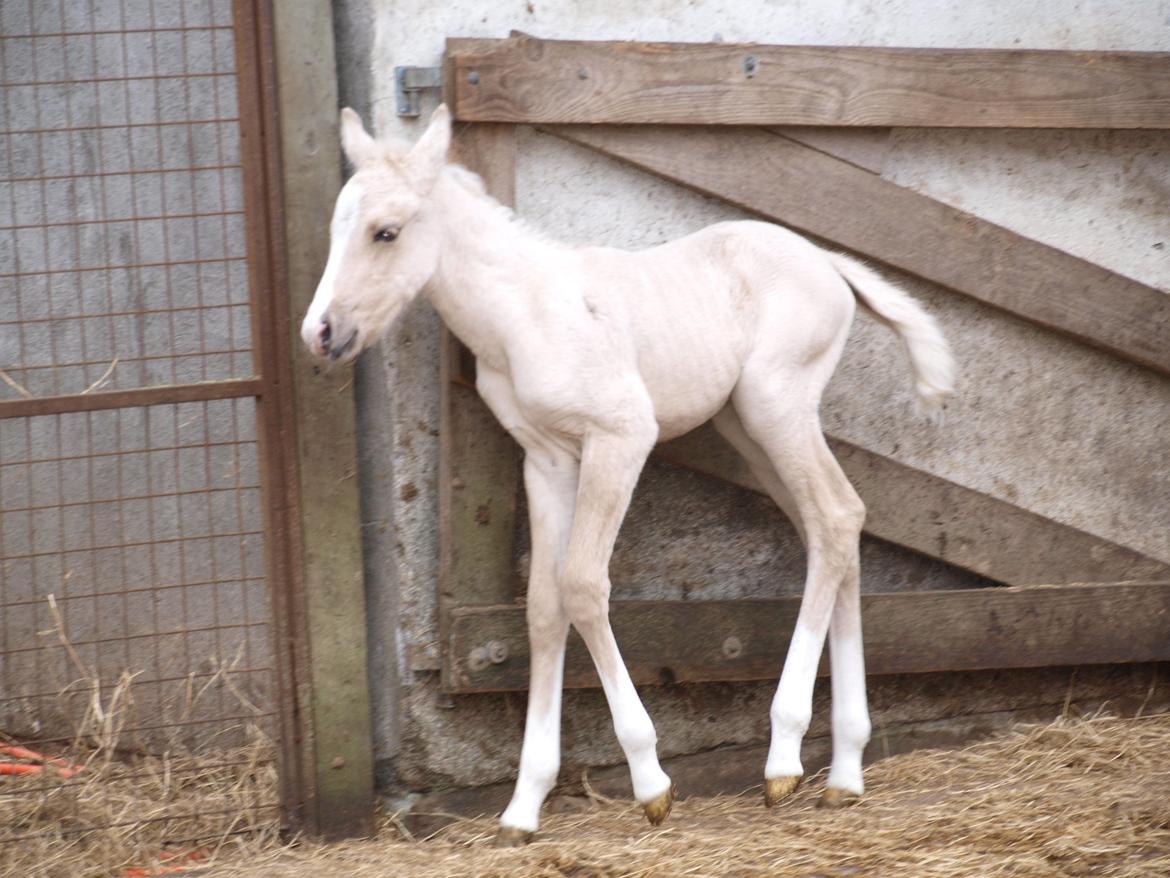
[0,0,374,841]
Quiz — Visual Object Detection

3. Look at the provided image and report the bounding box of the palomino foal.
[301,106,955,845]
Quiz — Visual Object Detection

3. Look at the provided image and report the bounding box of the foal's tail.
[828,252,956,421]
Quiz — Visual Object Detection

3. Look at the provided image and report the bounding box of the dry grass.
[0,597,281,878]
[210,713,1170,878]
[5,610,1168,878]
[0,730,279,878]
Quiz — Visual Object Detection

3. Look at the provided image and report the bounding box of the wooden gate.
[435,36,1170,694]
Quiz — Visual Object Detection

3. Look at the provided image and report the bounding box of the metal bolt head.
[722,635,744,659]
[577,67,589,80]
[468,646,490,671]
[486,639,509,664]
[468,71,481,85]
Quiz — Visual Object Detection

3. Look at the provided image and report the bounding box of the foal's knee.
[558,560,611,630]
[560,576,609,633]
[526,598,566,647]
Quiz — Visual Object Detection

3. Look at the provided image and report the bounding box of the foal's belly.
[639,329,745,442]
[605,236,753,441]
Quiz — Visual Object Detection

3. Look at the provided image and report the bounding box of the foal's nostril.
[318,319,332,350]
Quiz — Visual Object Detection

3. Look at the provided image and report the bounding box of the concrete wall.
[331,0,1170,796]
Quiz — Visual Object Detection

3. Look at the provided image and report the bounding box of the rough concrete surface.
[340,0,1170,791]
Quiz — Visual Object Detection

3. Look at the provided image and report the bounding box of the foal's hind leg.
[719,388,869,808]
[713,405,870,806]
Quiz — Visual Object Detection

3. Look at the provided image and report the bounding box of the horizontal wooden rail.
[443,582,1170,692]
[449,38,1170,128]
[550,125,1170,376]
[656,424,1169,586]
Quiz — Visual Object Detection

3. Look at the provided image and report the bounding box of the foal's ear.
[340,107,379,168]
[406,104,452,194]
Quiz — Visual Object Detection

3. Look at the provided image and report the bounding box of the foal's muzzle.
[311,316,358,362]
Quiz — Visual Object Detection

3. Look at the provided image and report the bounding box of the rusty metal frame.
[0,0,319,839]
[232,0,310,834]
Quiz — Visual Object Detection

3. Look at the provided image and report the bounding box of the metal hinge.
[395,66,442,117]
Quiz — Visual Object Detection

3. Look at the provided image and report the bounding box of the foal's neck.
[424,166,559,372]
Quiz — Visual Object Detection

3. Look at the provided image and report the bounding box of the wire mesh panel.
[0,0,293,858]
[0,401,272,744]
[0,0,251,399]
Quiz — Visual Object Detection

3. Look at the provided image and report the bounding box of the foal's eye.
[373,227,398,243]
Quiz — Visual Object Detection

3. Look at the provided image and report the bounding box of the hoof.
[641,784,676,826]
[817,787,861,809]
[493,826,534,847]
[763,775,801,808]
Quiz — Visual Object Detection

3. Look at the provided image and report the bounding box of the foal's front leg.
[496,453,577,846]
[560,423,674,824]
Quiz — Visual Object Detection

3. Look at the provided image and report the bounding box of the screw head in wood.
[468,71,481,85]
[722,635,744,658]
[486,640,509,664]
[742,55,758,78]
[468,646,490,671]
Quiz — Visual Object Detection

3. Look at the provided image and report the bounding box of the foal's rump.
[676,221,955,420]
[582,221,953,438]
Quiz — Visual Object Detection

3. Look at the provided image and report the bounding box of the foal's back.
[573,220,857,440]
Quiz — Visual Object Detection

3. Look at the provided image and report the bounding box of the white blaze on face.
[301,178,365,355]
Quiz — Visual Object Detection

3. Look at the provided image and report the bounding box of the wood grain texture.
[449,38,1170,128]
[450,121,517,205]
[439,364,523,607]
[770,126,890,174]
[444,582,1170,692]
[270,0,374,839]
[656,424,1169,587]
[550,124,1170,376]
[439,124,523,620]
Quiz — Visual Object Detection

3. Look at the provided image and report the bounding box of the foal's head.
[301,104,451,362]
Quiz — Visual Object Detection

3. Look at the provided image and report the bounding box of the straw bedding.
[0,713,279,878]
[5,713,1168,877]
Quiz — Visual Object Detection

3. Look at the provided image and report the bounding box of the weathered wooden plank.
[438,124,523,643]
[550,125,1170,376]
[656,424,1169,586]
[771,126,890,174]
[444,582,1170,692]
[450,121,517,205]
[439,370,523,607]
[268,0,374,839]
[449,38,1170,128]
